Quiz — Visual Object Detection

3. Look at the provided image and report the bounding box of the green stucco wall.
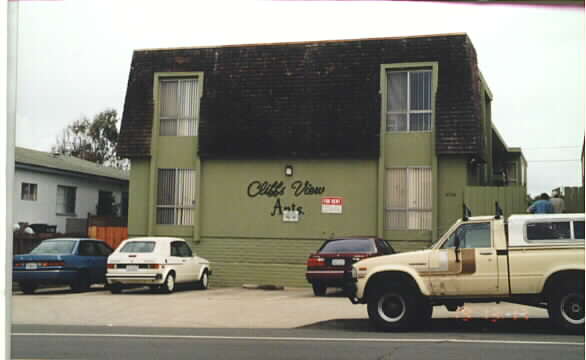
[200,159,378,239]
[437,156,468,237]
[128,159,150,237]
[382,132,434,245]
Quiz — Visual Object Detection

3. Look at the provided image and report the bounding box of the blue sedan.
[13,238,113,294]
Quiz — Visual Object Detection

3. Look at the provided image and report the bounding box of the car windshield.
[319,239,375,253]
[30,240,76,255]
[119,241,156,253]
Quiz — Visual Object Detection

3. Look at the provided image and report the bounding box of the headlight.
[351,267,358,280]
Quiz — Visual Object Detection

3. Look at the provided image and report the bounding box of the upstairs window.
[157,168,195,225]
[386,69,432,132]
[159,78,199,136]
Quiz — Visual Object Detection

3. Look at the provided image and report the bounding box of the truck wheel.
[20,282,37,295]
[312,282,327,296]
[548,283,584,333]
[367,286,418,331]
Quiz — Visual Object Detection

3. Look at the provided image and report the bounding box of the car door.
[427,222,500,296]
[77,241,101,283]
[177,242,200,281]
[167,241,186,282]
[93,242,113,283]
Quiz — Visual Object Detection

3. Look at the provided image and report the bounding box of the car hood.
[354,250,431,271]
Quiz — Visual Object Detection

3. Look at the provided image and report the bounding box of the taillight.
[14,262,24,268]
[46,261,64,267]
[107,264,115,269]
[148,264,160,269]
[307,256,325,267]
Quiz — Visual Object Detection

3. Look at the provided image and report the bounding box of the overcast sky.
[9,0,585,196]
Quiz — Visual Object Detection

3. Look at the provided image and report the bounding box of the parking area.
[11,285,548,329]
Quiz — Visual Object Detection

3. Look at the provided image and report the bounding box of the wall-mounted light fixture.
[285,165,294,177]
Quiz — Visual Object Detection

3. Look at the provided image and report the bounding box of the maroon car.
[305,237,395,296]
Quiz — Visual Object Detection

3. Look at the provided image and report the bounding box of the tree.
[52,109,128,169]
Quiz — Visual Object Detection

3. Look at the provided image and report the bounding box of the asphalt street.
[12,325,585,360]
[10,286,585,359]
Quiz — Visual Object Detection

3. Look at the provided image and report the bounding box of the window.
[171,241,193,257]
[387,69,432,132]
[442,223,491,249]
[30,240,76,255]
[159,78,199,136]
[157,169,195,225]
[94,242,113,256]
[574,221,585,240]
[97,191,115,216]
[506,162,518,185]
[385,168,432,230]
[78,242,99,256]
[120,241,156,253]
[526,222,571,241]
[319,239,376,254]
[56,185,76,215]
[21,183,37,201]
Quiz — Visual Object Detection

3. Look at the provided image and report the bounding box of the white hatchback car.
[106,237,211,294]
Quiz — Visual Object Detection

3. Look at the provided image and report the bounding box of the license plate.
[25,263,38,270]
[126,265,139,272]
[332,259,345,266]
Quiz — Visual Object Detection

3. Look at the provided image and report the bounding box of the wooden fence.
[464,186,528,217]
[88,226,128,250]
[88,216,128,250]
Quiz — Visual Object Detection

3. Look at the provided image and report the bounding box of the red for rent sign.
[321,197,343,214]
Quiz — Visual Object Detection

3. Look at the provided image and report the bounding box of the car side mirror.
[454,234,461,263]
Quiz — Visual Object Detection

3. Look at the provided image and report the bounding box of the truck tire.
[367,285,418,331]
[548,283,584,333]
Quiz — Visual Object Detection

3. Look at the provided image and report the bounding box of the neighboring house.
[118,33,527,287]
[14,147,129,234]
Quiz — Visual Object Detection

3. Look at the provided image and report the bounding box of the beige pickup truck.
[346,213,585,333]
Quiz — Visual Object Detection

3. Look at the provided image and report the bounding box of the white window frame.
[156,168,196,225]
[386,69,433,133]
[385,167,432,230]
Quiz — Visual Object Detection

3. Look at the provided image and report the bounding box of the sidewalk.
[11,286,548,329]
